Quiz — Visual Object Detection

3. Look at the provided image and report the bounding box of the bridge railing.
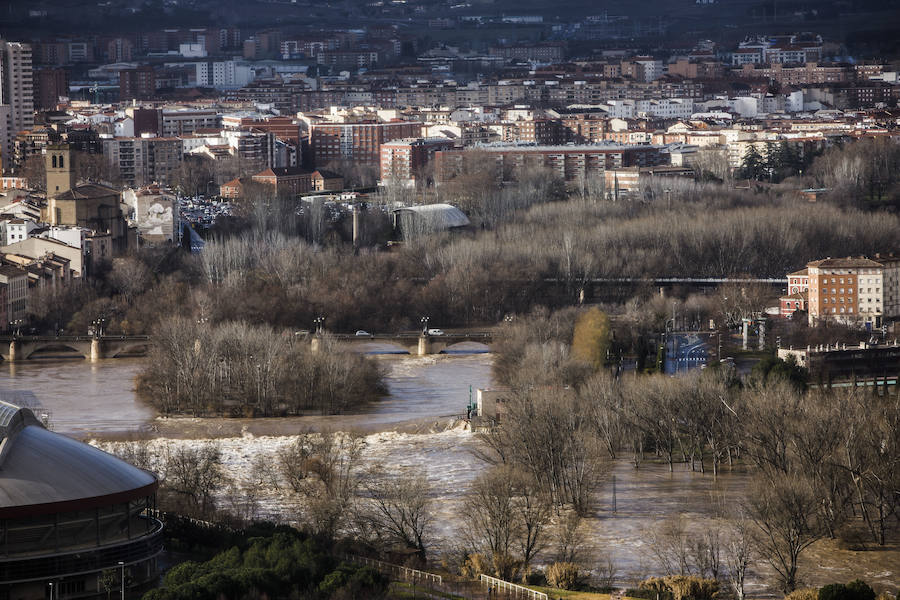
[328,332,493,340]
[0,335,150,342]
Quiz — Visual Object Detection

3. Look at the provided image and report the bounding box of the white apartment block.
[194,60,254,89]
[636,98,694,119]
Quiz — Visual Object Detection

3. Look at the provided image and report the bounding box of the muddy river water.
[1,354,897,595]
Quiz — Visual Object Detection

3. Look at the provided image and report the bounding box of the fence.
[479,575,548,600]
[340,554,442,586]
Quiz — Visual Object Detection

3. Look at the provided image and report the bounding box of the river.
[2,354,898,594]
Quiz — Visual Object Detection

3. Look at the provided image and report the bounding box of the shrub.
[820,584,851,600]
[636,576,718,600]
[785,589,819,600]
[460,553,490,579]
[546,562,581,590]
[846,580,876,600]
[663,576,719,600]
[525,570,547,586]
[637,578,674,600]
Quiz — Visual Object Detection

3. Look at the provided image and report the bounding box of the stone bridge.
[317,332,494,355]
[0,335,151,361]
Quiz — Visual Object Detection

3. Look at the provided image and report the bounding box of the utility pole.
[119,561,125,600]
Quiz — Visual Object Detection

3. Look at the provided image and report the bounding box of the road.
[665,332,712,375]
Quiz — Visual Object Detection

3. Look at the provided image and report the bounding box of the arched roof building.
[0,402,162,600]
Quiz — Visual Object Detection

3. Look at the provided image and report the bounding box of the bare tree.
[722,517,754,600]
[360,467,434,559]
[746,476,824,593]
[162,443,228,519]
[464,466,522,580]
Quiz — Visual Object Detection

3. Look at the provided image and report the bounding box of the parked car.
[427,328,445,336]
[355,330,372,336]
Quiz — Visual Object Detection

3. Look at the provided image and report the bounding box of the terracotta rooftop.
[53,183,119,201]
[807,257,884,269]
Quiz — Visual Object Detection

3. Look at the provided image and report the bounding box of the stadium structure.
[0,401,162,599]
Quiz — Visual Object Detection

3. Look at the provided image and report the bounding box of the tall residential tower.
[0,41,34,173]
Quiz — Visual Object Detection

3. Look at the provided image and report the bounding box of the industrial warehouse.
[0,401,162,600]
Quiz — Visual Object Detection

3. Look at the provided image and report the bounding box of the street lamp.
[313,316,326,335]
[420,316,430,334]
[119,561,125,600]
[48,582,54,600]
[91,318,107,338]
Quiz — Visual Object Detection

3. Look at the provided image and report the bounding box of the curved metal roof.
[0,403,157,518]
[392,203,470,229]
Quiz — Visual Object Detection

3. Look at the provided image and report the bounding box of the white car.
[355,330,372,336]
[427,328,445,336]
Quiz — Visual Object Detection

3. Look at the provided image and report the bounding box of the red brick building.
[251,167,313,195]
[33,68,68,110]
[119,66,156,101]
[311,170,343,191]
[310,121,422,167]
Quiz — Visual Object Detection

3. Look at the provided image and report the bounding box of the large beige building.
[0,41,34,173]
[806,255,900,327]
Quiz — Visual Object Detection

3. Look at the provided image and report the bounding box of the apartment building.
[380,137,455,186]
[434,144,665,184]
[194,60,254,89]
[0,41,34,173]
[0,263,28,324]
[119,66,156,101]
[103,137,183,187]
[161,109,221,137]
[310,121,421,167]
[807,257,884,326]
[33,67,67,110]
[488,43,565,63]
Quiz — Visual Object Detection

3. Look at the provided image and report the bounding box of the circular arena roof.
[0,402,157,519]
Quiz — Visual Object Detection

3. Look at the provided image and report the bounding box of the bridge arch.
[435,341,492,354]
[350,341,414,355]
[108,342,151,358]
[22,342,91,360]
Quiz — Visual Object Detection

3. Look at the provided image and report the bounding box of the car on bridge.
[427,328,445,336]
[355,330,372,336]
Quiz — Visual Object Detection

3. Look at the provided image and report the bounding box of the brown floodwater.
[4,354,898,595]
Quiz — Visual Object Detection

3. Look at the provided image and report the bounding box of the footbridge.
[0,335,151,361]
[317,332,494,355]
